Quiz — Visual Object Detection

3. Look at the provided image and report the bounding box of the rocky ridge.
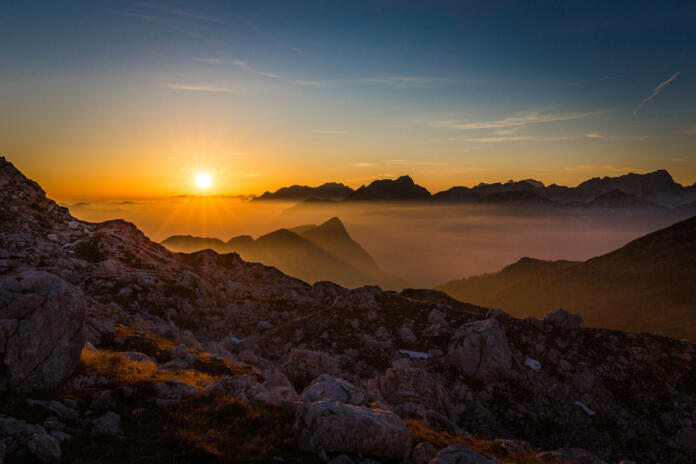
[1,157,695,464]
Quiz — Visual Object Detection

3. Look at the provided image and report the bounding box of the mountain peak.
[318,217,347,233]
[346,175,431,201]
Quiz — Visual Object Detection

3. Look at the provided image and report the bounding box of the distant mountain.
[345,175,431,201]
[255,182,353,201]
[162,218,406,289]
[584,189,659,210]
[436,215,696,340]
[432,169,695,208]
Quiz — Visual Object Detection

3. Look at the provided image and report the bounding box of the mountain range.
[162,218,405,289]
[261,170,696,210]
[436,215,696,340]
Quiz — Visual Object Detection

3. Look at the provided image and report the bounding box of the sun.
[195,173,212,190]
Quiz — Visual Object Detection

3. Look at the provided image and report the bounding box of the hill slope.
[436,216,696,340]
[162,218,406,289]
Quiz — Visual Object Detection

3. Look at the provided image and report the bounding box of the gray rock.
[282,349,341,380]
[376,367,454,421]
[301,375,367,405]
[90,411,121,437]
[407,441,438,464]
[153,380,197,399]
[295,400,412,460]
[26,399,79,422]
[400,326,418,344]
[429,444,501,464]
[27,433,62,463]
[0,271,86,393]
[447,318,512,382]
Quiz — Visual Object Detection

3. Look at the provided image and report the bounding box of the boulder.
[90,412,121,437]
[0,271,86,393]
[447,318,512,382]
[429,444,501,464]
[295,400,412,460]
[282,349,341,381]
[376,368,454,421]
[301,375,367,405]
[0,415,61,463]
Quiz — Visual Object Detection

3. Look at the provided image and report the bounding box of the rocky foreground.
[1,156,695,464]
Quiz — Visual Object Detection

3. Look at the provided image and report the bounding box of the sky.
[2,0,695,199]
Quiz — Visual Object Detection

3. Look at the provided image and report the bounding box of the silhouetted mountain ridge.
[276,169,696,208]
[162,218,405,289]
[436,215,696,340]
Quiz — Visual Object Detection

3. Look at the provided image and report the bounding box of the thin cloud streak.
[430,111,602,131]
[231,60,282,79]
[160,83,236,93]
[633,72,680,115]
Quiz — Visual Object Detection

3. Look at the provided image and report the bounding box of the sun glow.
[195,173,212,190]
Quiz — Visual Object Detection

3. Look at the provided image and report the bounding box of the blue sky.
[2,1,695,197]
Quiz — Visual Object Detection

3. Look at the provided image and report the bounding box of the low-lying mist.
[68,197,690,288]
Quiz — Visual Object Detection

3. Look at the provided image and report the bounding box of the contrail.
[633,72,680,115]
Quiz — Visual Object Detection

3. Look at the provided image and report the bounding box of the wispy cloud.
[463,135,582,143]
[585,133,602,138]
[248,22,301,54]
[160,83,236,93]
[292,80,328,87]
[231,60,281,79]
[430,111,602,131]
[246,172,261,177]
[669,158,688,162]
[351,162,376,167]
[134,2,230,25]
[685,125,696,135]
[193,57,223,64]
[359,76,456,85]
[311,129,349,135]
[633,72,680,115]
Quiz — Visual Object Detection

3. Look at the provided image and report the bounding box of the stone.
[376,367,454,420]
[27,433,62,463]
[400,326,418,344]
[153,380,197,399]
[407,441,438,464]
[282,349,341,381]
[0,271,86,393]
[90,412,121,437]
[429,444,501,464]
[447,318,512,382]
[301,375,367,405]
[295,400,412,460]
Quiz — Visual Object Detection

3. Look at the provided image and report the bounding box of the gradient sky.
[2,0,695,199]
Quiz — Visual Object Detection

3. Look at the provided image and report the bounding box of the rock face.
[376,367,454,421]
[0,271,86,393]
[447,318,512,382]
[295,400,412,460]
